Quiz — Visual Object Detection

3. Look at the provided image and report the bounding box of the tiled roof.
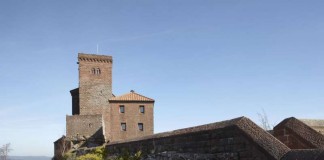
[109,90,154,102]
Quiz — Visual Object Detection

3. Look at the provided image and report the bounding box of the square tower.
[78,53,113,115]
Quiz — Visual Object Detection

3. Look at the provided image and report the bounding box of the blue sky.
[1,0,324,156]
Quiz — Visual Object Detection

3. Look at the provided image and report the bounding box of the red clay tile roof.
[109,90,154,102]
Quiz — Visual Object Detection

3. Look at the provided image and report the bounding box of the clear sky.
[1,0,324,157]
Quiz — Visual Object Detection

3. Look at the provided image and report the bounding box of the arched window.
[96,68,101,75]
[91,68,101,75]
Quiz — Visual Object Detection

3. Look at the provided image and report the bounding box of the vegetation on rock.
[63,146,142,160]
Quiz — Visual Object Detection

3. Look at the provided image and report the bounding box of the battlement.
[78,53,113,63]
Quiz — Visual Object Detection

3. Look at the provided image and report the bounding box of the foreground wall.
[59,116,324,160]
[66,114,105,146]
[273,117,324,149]
[106,117,290,160]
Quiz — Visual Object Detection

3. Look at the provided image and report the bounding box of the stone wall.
[78,53,113,115]
[70,88,79,115]
[273,117,324,149]
[66,114,105,146]
[108,102,154,142]
[281,149,324,160]
[106,117,290,160]
[60,116,324,160]
[53,136,71,160]
[300,119,324,134]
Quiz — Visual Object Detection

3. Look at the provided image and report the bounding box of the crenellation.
[78,53,113,63]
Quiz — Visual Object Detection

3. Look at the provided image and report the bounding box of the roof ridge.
[109,91,154,102]
[275,117,324,148]
[131,92,154,101]
[235,117,290,159]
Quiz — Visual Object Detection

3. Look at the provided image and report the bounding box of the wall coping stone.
[78,53,112,63]
[107,116,290,159]
[274,117,324,148]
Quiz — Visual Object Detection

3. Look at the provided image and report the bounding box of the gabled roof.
[109,90,154,102]
[274,117,324,148]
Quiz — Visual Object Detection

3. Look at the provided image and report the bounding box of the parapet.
[107,116,290,160]
[109,91,155,102]
[78,53,112,63]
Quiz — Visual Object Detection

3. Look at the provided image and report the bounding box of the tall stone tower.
[63,53,154,151]
[78,53,113,115]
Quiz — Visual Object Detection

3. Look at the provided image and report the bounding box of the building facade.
[65,53,154,146]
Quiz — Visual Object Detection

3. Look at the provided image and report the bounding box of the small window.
[121,123,126,131]
[139,105,145,113]
[91,68,96,74]
[96,68,101,74]
[119,105,125,113]
[138,123,143,131]
[91,68,101,75]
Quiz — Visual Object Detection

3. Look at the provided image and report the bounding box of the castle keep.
[66,53,154,146]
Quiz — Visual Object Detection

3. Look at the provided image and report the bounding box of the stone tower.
[70,53,113,115]
[63,53,154,150]
[78,53,113,115]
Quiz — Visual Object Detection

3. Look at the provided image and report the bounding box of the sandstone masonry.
[57,53,154,157]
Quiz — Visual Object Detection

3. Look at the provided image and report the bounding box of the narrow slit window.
[139,105,145,113]
[121,123,126,131]
[91,68,96,74]
[138,123,143,131]
[119,105,125,113]
[96,68,101,74]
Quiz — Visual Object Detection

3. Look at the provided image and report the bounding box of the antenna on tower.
[96,44,99,54]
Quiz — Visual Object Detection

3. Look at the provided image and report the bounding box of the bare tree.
[0,143,11,160]
[258,109,271,130]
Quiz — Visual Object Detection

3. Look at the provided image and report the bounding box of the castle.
[63,53,154,147]
[54,53,324,160]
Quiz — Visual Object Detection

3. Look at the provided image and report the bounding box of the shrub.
[63,152,77,160]
[75,146,106,160]
[76,153,102,160]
